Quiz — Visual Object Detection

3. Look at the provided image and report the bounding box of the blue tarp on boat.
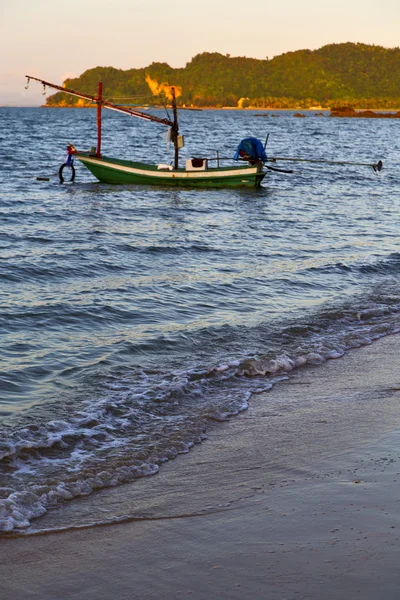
[233,138,267,162]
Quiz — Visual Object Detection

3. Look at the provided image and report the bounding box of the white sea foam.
[1,302,399,533]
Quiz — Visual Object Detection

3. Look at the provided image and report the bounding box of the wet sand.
[1,333,400,599]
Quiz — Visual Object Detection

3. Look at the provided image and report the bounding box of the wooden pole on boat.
[96,82,103,157]
[268,155,383,171]
[171,87,179,170]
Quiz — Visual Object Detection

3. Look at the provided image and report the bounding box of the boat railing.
[202,156,264,168]
[190,156,256,168]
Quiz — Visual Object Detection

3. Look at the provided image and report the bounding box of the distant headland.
[46,43,400,110]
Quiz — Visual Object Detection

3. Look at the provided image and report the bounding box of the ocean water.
[0,106,399,534]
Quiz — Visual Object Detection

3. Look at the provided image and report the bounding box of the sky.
[1,0,399,106]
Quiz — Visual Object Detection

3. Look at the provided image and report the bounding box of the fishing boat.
[75,152,266,188]
[25,76,267,188]
[25,75,383,186]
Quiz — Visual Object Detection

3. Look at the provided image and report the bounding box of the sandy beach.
[2,333,400,599]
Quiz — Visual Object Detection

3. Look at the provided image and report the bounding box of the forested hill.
[46,43,400,109]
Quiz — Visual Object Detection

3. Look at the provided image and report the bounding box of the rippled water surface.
[1,106,399,533]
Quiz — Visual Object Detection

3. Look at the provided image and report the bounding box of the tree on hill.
[45,43,400,109]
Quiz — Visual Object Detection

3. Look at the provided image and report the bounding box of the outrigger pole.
[268,155,383,172]
[25,75,175,158]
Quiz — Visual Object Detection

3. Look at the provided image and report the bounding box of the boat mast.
[96,82,102,157]
[171,87,179,170]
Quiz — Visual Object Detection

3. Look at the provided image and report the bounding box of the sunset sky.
[1,0,399,105]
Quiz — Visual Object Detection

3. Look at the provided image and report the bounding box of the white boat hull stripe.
[78,157,259,179]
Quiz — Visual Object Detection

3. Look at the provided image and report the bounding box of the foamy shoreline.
[2,333,400,599]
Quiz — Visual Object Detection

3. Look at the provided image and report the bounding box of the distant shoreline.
[43,105,400,112]
[2,105,400,113]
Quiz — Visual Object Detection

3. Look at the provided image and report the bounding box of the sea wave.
[1,293,399,533]
[1,107,400,534]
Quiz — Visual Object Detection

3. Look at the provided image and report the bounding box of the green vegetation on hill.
[46,43,400,109]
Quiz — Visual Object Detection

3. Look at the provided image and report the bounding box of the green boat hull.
[77,153,266,188]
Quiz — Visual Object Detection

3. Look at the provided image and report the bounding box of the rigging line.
[25,75,174,128]
[102,103,172,126]
[162,97,171,121]
[106,95,158,100]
